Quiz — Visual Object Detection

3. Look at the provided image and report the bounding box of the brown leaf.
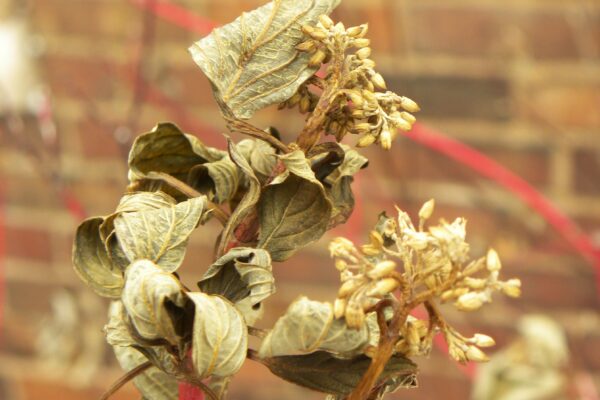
[73,217,124,298]
[188,156,240,203]
[189,0,340,119]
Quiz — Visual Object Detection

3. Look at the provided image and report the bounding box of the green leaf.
[198,247,274,307]
[217,138,261,257]
[113,345,179,400]
[72,217,123,298]
[121,260,187,345]
[128,122,225,185]
[189,0,340,119]
[259,297,369,358]
[188,156,239,203]
[259,351,417,396]
[188,293,248,378]
[257,174,332,261]
[114,196,207,272]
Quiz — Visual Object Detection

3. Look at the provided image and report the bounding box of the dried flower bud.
[335,259,348,272]
[302,25,328,40]
[334,21,346,33]
[370,73,387,90]
[465,345,489,362]
[367,277,399,296]
[502,279,522,298]
[329,237,357,259]
[380,129,392,150]
[299,96,312,113]
[400,111,416,124]
[345,301,365,329]
[356,47,371,60]
[357,134,377,147]
[354,122,371,133]
[352,38,370,48]
[318,14,334,29]
[486,249,501,272]
[471,333,495,348]
[395,117,412,131]
[418,199,435,221]
[296,40,316,52]
[448,343,467,363]
[338,278,363,298]
[334,298,347,319]
[400,96,420,112]
[347,24,368,38]
[308,49,327,67]
[347,90,364,107]
[455,292,485,311]
[367,260,396,279]
[463,277,487,290]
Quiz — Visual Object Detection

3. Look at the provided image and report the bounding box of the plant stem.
[99,361,152,400]
[226,117,290,153]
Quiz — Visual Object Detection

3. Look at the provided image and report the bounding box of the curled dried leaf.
[189,0,340,119]
[188,156,240,204]
[188,293,248,378]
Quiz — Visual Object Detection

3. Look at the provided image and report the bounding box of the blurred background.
[0,0,599,399]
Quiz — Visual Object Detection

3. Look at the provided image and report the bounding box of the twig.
[225,117,290,153]
[99,361,152,400]
[144,171,230,225]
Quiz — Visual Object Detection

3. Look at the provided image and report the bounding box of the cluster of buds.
[328,199,522,365]
[290,14,420,150]
[329,236,401,329]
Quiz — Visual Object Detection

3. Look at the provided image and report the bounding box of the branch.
[225,117,290,153]
[99,361,152,400]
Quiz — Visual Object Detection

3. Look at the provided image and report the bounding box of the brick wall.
[1,0,599,399]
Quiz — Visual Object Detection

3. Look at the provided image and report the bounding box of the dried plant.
[72,1,521,399]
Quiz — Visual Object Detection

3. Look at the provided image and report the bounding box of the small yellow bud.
[296,40,316,52]
[338,278,362,298]
[455,292,484,311]
[400,111,416,124]
[308,49,327,67]
[471,333,495,348]
[353,122,371,133]
[367,277,399,296]
[400,96,420,112]
[395,117,412,132]
[299,96,312,113]
[345,301,365,329]
[318,14,334,29]
[334,21,346,33]
[352,38,370,48]
[335,259,348,271]
[351,109,366,119]
[463,277,487,290]
[502,279,522,298]
[356,47,371,60]
[357,134,377,147]
[347,91,364,107]
[418,199,435,221]
[380,129,392,150]
[287,92,301,107]
[371,73,387,90]
[361,244,381,256]
[334,298,347,319]
[367,260,396,279]
[361,59,376,69]
[406,322,421,347]
[347,24,368,38]
[369,230,384,247]
[465,346,489,362]
[486,249,501,272]
[302,25,328,40]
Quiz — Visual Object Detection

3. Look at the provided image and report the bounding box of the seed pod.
[357,134,377,147]
[334,298,347,319]
[296,40,316,52]
[418,199,435,221]
[400,111,416,124]
[371,73,387,90]
[309,49,327,67]
[318,14,334,29]
[367,260,396,279]
[486,249,501,272]
[356,47,372,60]
[400,96,420,112]
[380,129,392,150]
[353,38,370,48]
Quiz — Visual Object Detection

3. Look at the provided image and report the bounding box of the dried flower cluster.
[71,1,521,399]
[329,200,521,367]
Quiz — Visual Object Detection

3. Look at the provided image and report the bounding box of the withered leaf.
[217,138,261,257]
[260,351,417,396]
[73,217,123,298]
[114,196,207,272]
[188,156,239,203]
[113,345,178,400]
[122,260,187,345]
[105,301,136,347]
[237,138,277,183]
[189,0,340,119]
[128,122,225,184]
[272,149,322,186]
[188,292,248,378]
[259,297,369,358]
[198,247,274,307]
[258,174,332,261]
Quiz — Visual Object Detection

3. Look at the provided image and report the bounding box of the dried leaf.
[258,174,332,261]
[259,351,417,396]
[113,345,178,400]
[271,149,322,186]
[128,122,225,185]
[105,301,136,347]
[198,247,274,307]
[259,297,369,358]
[114,196,207,272]
[122,260,187,345]
[188,156,239,203]
[237,138,277,182]
[189,0,340,119]
[73,217,123,298]
[188,293,248,378]
[217,138,261,257]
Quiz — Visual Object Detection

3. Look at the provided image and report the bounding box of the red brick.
[574,149,600,196]
[78,119,124,159]
[332,4,398,54]
[4,226,52,262]
[518,11,579,60]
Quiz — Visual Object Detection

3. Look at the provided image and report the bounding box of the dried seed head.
[465,345,489,362]
[356,47,372,60]
[418,199,435,221]
[318,14,334,29]
[357,134,377,147]
[486,249,501,272]
[400,96,420,112]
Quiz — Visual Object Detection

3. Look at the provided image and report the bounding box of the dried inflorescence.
[329,199,521,364]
